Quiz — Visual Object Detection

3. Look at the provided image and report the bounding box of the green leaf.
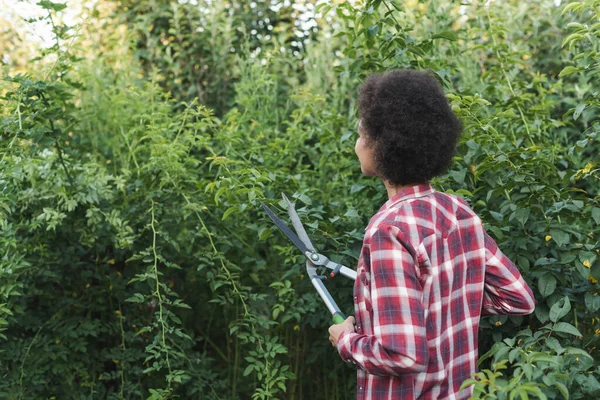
[460,378,479,390]
[125,293,146,303]
[297,194,312,205]
[340,130,353,142]
[512,208,530,225]
[554,382,569,399]
[350,184,366,193]
[573,103,586,120]
[344,208,359,218]
[552,322,581,337]
[534,304,549,323]
[575,260,591,280]
[449,169,467,185]
[37,0,67,11]
[561,1,583,15]
[432,31,458,41]
[243,364,255,376]
[544,337,563,354]
[538,274,556,298]
[558,66,581,77]
[562,32,584,47]
[592,261,600,282]
[222,206,236,220]
[528,353,559,364]
[367,25,379,36]
[315,3,332,14]
[549,296,570,322]
[592,207,600,225]
[549,229,569,248]
[584,292,600,313]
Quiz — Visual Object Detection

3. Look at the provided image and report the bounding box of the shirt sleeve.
[482,231,536,315]
[337,224,429,376]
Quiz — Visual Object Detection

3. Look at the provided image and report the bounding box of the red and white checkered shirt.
[337,183,535,400]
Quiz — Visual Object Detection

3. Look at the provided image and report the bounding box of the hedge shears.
[261,194,356,324]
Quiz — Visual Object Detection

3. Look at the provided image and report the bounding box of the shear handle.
[308,252,357,281]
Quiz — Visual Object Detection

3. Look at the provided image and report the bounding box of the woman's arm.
[482,231,536,315]
[337,224,429,376]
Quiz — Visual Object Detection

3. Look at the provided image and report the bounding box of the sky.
[2,0,86,47]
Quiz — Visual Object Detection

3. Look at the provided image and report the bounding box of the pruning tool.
[261,194,356,325]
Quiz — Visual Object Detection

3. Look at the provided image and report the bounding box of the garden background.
[0,0,599,398]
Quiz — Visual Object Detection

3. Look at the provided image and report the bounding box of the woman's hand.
[328,316,356,347]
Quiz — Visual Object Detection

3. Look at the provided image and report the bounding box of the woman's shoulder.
[364,191,482,244]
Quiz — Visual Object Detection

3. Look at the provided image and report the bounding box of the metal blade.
[310,275,342,315]
[282,193,315,252]
[261,203,310,256]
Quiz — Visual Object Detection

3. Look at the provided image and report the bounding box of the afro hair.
[357,69,462,186]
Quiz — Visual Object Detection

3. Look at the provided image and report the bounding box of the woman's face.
[355,121,377,177]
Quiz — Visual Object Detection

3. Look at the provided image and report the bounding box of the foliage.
[462,296,599,399]
[0,0,599,399]
[111,0,322,116]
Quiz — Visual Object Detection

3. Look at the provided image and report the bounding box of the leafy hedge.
[0,0,598,399]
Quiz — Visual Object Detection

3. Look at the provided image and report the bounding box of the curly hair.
[357,69,462,186]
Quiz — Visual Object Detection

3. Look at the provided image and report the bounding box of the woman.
[328,69,535,400]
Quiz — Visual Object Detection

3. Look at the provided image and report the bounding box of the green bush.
[0,0,598,399]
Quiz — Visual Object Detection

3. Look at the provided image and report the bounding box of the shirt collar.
[379,182,435,212]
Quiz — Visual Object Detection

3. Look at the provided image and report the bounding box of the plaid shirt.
[337,183,535,400]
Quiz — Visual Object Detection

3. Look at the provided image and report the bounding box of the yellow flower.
[581,162,594,174]
[545,235,552,242]
[586,260,598,283]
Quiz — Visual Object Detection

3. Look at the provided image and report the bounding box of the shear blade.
[282,193,315,252]
[261,202,311,256]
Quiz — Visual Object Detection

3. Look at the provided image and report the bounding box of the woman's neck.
[384,180,406,199]
[384,180,424,199]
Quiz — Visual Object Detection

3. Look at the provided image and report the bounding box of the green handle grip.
[332,311,346,324]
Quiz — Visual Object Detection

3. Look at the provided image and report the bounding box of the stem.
[570,276,579,330]
[175,189,271,394]
[54,136,74,186]
[382,1,401,31]
[120,127,141,175]
[181,191,251,318]
[484,8,535,147]
[118,303,126,400]
[233,301,239,396]
[290,330,301,400]
[38,93,74,186]
[0,95,23,164]
[150,200,172,384]
[18,308,64,399]
[197,327,229,362]
[173,106,189,144]
[42,9,82,82]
